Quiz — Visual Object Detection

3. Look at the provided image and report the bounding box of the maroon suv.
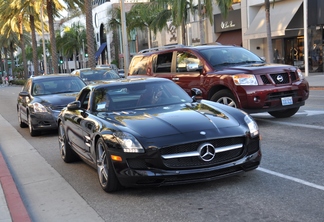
[128,45,309,118]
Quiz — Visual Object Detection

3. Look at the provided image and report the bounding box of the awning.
[244,0,303,40]
[216,30,242,46]
[95,42,107,61]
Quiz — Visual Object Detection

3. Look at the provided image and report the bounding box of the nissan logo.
[198,143,216,162]
[276,75,284,82]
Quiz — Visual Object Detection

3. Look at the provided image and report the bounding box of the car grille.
[260,72,297,85]
[160,137,245,169]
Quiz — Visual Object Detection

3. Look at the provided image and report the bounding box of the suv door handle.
[172,77,179,81]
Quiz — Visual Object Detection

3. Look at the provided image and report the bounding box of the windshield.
[32,77,86,96]
[92,81,193,112]
[81,69,120,82]
[200,47,264,68]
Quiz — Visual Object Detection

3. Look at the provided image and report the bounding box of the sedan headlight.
[33,102,48,113]
[244,115,259,138]
[114,132,144,153]
[233,74,258,85]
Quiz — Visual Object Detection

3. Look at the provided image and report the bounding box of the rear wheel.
[96,137,122,192]
[58,122,78,163]
[211,89,237,108]
[28,113,39,137]
[268,107,299,118]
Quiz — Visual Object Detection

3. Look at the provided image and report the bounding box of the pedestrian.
[5,76,8,86]
[9,75,13,85]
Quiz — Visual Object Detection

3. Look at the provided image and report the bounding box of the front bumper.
[111,149,261,188]
[30,110,60,131]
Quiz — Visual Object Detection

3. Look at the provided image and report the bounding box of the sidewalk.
[0,72,323,221]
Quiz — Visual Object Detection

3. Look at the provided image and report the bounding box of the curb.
[0,152,31,222]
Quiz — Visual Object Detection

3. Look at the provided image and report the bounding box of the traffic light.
[59,56,63,64]
[85,53,88,58]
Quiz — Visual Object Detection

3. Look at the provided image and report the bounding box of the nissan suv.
[128,44,309,118]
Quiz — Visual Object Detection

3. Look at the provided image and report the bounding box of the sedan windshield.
[93,81,193,112]
[200,47,264,68]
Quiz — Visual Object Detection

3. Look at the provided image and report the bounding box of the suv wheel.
[268,107,299,118]
[211,89,237,108]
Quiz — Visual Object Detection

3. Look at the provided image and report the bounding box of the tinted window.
[176,52,201,72]
[154,53,173,73]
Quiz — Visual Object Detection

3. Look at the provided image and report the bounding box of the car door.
[170,50,205,96]
[18,80,32,122]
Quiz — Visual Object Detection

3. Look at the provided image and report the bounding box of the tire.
[96,137,122,193]
[268,107,299,118]
[58,122,78,163]
[211,89,237,108]
[18,109,27,128]
[28,113,39,137]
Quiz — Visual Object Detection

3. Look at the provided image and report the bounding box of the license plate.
[281,96,293,106]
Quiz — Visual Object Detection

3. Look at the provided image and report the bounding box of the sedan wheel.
[211,89,237,108]
[58,122,78,163]
[96,138,122,192]
[28,113,39,137]
[18,109,27,128]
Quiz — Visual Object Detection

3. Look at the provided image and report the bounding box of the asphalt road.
[1,86,323,222]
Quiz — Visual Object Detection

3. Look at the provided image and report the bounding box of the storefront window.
[309,25,324,72]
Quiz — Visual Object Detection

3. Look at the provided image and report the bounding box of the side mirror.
[187,63,203,72]
[19,91,30,97]
[191,88,203,102]
[67,101,81,111]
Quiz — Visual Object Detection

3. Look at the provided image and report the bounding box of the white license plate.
[281,96,293,106]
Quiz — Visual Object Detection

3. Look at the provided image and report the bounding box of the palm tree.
[84,0,96,68]
[265,0,275,63]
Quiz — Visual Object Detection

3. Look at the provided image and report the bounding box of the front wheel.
[96,138,122,193]
[211,89,237,108]
[268,107,299,118]
[58,121,78,163]
[18,109,27,128]
[28,113,39,137]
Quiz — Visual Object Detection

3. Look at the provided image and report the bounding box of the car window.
[80,69,120,81]
[176,52,201,72]
[154,52,173,73]
[129,56,150,75]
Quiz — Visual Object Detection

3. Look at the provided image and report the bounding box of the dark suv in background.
[128,44,309,118]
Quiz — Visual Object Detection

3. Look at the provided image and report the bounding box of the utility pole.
[120,0,129,77]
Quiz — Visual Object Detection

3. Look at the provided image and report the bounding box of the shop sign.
[214,10,241,33]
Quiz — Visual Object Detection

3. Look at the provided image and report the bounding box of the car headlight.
[33,102,48,113]
[297,68,304,80]
[114,132,144,153]
[233,74,258,85]
[244,115,259,138]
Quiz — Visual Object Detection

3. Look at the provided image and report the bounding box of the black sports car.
[17,74,86,136]
[58,77,261,192]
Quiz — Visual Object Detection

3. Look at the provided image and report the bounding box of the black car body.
[58,78,261,192]
[17,74,86,136]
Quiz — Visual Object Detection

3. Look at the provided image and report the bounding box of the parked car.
[58,77,261,192]
[96,64,119,73]
[117,69,125,78]
[17,74,87,136]
[71,67,120,84]
[128,44,310,118]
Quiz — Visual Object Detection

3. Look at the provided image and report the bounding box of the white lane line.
[257,167,324,191]
[255,119,324,130]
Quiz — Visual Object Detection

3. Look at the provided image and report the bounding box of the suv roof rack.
[138,44,186,53]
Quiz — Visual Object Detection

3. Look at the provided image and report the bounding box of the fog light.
[111,155,122,162]
[254,97,260,102]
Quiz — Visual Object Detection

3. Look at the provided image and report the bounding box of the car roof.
[86,77,171,89]
[30,74,77,80]
[137,44,235,56]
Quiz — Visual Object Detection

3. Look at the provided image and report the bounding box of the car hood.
[104,103,243,139]
[217,63,297,74]
[37,93,78,108]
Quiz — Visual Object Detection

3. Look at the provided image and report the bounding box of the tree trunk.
[46,0,59,73]
[265,0,274,63]
[199,0,205,45]
[85,0,96,68]
[30,15,39,76]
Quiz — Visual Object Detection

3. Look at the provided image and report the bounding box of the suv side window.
[176,52,201,72]
[154,52,173,73]
[129,56,149,75]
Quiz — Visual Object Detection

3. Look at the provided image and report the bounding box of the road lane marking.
[255,119,324,130]
[257,167,324,191]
